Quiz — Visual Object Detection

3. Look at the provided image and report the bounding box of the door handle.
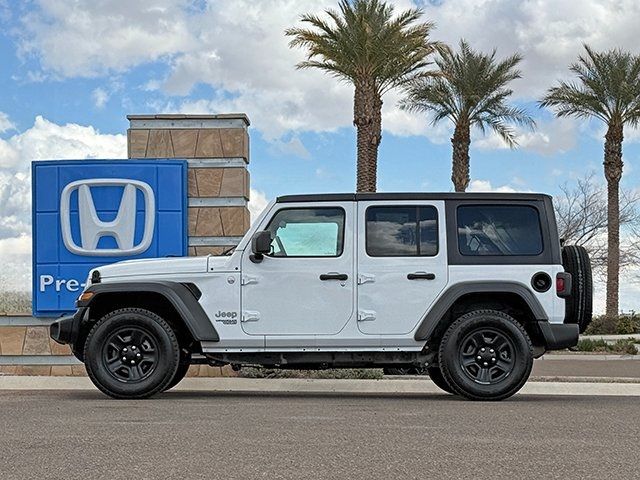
[320,273,348,281]
[407,272,436,280]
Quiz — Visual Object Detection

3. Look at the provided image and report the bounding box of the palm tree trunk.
[451,120,471,192]
[604,122,624,321]
[354,81,382,192]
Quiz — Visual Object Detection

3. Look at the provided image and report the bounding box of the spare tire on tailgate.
[561,245,593,333]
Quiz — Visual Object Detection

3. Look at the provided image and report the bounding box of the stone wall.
[127,114,251,255]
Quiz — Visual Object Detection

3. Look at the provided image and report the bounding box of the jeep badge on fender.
[215,311,238,325]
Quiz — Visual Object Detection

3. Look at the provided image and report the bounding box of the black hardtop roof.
[276,192,552,203]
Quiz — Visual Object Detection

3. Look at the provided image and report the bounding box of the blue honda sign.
[32,159,188,317]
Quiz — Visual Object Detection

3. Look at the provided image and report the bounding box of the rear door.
[356,201,448,335]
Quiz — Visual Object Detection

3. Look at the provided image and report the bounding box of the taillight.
[556,272,572,297]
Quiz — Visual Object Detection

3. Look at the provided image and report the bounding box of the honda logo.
[60,178,155,256]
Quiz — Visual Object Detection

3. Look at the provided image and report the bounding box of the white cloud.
[0,116,126,291]
[248,188,269,222]
[0,235,31,291]
[0,112,15,133]
[467,179,520,193]
[92,87,109,108]
[269,136,311,160]
[18,1,194,78]
[424,0,640,99]
[15,0,640,146]
[8,116,126,164]
[475,118,578,155]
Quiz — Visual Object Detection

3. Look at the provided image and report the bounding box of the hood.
[95,256,209,280]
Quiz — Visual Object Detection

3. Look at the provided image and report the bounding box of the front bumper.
[537,321,579,350]
[50,308,86,345]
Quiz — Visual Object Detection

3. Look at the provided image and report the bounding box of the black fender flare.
[414,281,548,341]
[79,281,219,342]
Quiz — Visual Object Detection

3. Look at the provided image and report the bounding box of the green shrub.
[575,337,638,355]
[610,339,639,355]
[576,338,608,352]
[584,316,616,335]
[616,316,640,335]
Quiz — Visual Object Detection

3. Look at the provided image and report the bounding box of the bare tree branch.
[555,173,640,275]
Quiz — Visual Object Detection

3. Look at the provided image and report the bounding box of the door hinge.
[241,311,260,323]
[241,275,259,286]
[357,273,376,285]
[357,310,376,322]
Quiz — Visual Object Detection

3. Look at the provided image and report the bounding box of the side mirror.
[250,230,272,263]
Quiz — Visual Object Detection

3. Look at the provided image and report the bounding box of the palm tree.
[540,45,640,321]
[286,0,443,192]
[400,40,535,192]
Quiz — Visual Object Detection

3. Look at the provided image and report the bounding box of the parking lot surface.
[0,390,637,479]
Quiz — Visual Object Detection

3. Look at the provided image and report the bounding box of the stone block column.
[127,114,251,255]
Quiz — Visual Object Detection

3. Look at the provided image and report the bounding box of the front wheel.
[84,308,180,399]
[163,350,192,392]
[438,310,533,401]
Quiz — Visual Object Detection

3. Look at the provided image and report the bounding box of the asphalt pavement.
[0,389,638,480]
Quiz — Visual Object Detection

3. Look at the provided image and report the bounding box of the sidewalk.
[1,376,640,397]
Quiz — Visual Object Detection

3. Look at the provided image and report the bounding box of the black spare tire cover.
[561,245,593,333]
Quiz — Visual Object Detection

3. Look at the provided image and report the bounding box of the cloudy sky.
[1,0,640,311]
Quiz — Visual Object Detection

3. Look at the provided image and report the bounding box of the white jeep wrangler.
[51,193,592,401]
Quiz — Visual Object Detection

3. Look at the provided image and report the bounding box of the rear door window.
[457,205,543,256]
[366,206,438,257]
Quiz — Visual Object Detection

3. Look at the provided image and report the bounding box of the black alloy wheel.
[439,309,533,401]
[458,328,515,385]
[84,308,180,399]
[102,327,159,383]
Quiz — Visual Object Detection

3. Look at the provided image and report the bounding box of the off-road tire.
[427,365,454,394]
[439,309,533,401]
[163,350,192,391]
[562,245,593,333]
[84,308,180,399]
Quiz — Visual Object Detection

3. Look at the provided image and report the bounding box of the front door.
[241,202,355,336]
[357,201,448,335]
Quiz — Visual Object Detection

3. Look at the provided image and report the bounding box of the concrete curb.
[581,334,640,341]
[530,376,640,384]
[393,375,640,384]
[1,376,639,396]
[540,354,640,360]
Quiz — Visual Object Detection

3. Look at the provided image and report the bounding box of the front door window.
[265,208,345,257]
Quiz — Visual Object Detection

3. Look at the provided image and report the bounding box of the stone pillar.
[126,114,251,255]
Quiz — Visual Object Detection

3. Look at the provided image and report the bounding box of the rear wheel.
[426,365,454,394]
[84,308,180,399]
[439,309,533,401]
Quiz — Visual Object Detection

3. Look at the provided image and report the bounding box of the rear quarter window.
[457,205,543,256]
